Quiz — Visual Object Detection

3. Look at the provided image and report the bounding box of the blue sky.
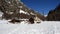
[21,0,60,15]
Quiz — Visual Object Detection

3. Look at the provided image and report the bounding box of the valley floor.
[0,20,60,34]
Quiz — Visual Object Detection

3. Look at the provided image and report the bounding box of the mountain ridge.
[0,0,45,23]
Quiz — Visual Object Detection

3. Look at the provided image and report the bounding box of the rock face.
[46,4,60,21]
[0,0,45,23]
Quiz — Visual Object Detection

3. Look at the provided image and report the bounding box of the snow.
[20,21,29,24]
[19,6,23,8]
[19,19,28,20]
[8,1,11,4]
[0,20,60,34]
[19,9,29,15]
[44,15,47,17]
[0,20,12,24]
[30,12,35,15]
[0,12,3,17]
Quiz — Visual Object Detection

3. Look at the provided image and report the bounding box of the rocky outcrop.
[46,4,60,21]
[0,0,45,20]
[0,0,45,23]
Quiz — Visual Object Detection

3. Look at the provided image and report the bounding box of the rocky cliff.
[46,4,60,21]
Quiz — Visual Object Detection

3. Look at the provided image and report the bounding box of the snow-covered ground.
[0,20,60,34]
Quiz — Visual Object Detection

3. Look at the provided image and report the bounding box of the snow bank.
[0,21,60,34]
[0,20,9,24]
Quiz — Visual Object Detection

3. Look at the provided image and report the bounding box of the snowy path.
[0,21,60,34]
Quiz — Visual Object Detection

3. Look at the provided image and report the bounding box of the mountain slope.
[46,4,60,21]
[0,0,45,21]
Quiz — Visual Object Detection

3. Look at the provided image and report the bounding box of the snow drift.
[0,21,60,34]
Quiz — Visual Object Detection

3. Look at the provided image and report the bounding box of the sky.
[21,0,60,15]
